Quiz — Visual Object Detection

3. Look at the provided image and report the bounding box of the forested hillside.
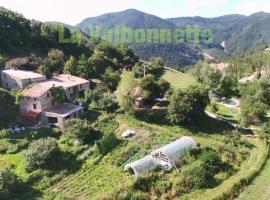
[76,9,270,68]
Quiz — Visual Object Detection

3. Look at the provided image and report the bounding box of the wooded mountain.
[76,9,270,67]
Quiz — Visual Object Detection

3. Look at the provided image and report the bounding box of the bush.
[0,129,10,139]
[168,85,210,124]
[0,168,20,199]
[210,102,219,113]
[198,148,222,174]
[182,161,216,189]
[98,93,119,113]
[25,138,61,170]
[96,133,121,155]
[133,174,159,192]
[63,119,102,145]
[261,122,270,137]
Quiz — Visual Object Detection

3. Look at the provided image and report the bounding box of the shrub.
[182,161,216,189]
[0,168,20,199]
[0,129,10,139]
[198,148,222,173]
[63,119,102,145]
[114,145,140,166]
[51,87,66,104]
[25,138,61,170]
[168,85,210,124]
[98,93,119,113]
[96,133,121,155]
[133,174,159,192]
[210,102,219,113]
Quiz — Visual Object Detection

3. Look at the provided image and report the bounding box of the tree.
[63,119,101,144]
[215,75,236,98]
[85,86,108,106]
[158,79,171,97]
[168,85,210,124]
[149,57,164,74]
[240,96,268,126]
[0,88,16,126]
[140,75,160,102]
[5,57,39,71]
[0,168,19,199]
[25,138,61,170]
[98,93,119,113]
[47,49,65,75]
[51,87,66,104]
[261,122,270,136]
[0,55,7,69]
[116,70,138,112]
[64,55,77,75]
[102,68,121,92]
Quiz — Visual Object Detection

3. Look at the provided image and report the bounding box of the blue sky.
[1,0,270,25]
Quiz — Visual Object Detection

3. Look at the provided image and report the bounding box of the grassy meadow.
[161,68,196,89]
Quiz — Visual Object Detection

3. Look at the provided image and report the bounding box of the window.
[80,84,82,89]
[34,98,37,101]
[47,93,50,98]
[33,104,37,109]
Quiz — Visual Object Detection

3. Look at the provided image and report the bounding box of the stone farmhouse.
[1,69,46,89]
[20,74,90,128]
[0,69,90,128]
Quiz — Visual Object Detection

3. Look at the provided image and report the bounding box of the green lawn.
[47,114,267,200]
[207,103,240,123]
[161,68,196,89]
[237,156,270,200]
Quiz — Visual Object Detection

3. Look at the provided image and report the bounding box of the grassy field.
[0,112,268,199]
[47,114,267,200]
[161,68,196,89]
[207,103,240,123]
[236,156,270,200]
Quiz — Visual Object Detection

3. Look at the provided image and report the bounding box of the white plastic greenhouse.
[124,155,159,176]
[124,136,197,176]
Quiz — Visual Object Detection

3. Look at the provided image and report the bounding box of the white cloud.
[185,0,228,13]
[0,0,139,25]
[233,0,270,15]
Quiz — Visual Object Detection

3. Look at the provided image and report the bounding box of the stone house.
[20,74,90,128]
[1,69,46,89]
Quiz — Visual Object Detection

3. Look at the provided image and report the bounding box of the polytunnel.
[124,155,159,176]
[124,136,197,176]
[151,136,197,170]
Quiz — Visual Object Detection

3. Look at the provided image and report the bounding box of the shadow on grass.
[182,115,234,135]
[14,181,42,200]
[133,110,250,135]
[81,109,101,123]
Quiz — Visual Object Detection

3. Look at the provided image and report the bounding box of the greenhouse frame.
[124,136,197,176]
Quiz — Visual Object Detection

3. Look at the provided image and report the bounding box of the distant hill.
[44,21,74,29]
[76,9,202,67]
[166,15,245,33]
[214,12,270,54]
[77,9,176,31]
[76,9,270,67]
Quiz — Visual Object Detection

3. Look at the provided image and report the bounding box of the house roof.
[44,103,83,118]
[21,74,89,98]
[39,74,89,89]
[21,84,52,98]
[2,69,45,80]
